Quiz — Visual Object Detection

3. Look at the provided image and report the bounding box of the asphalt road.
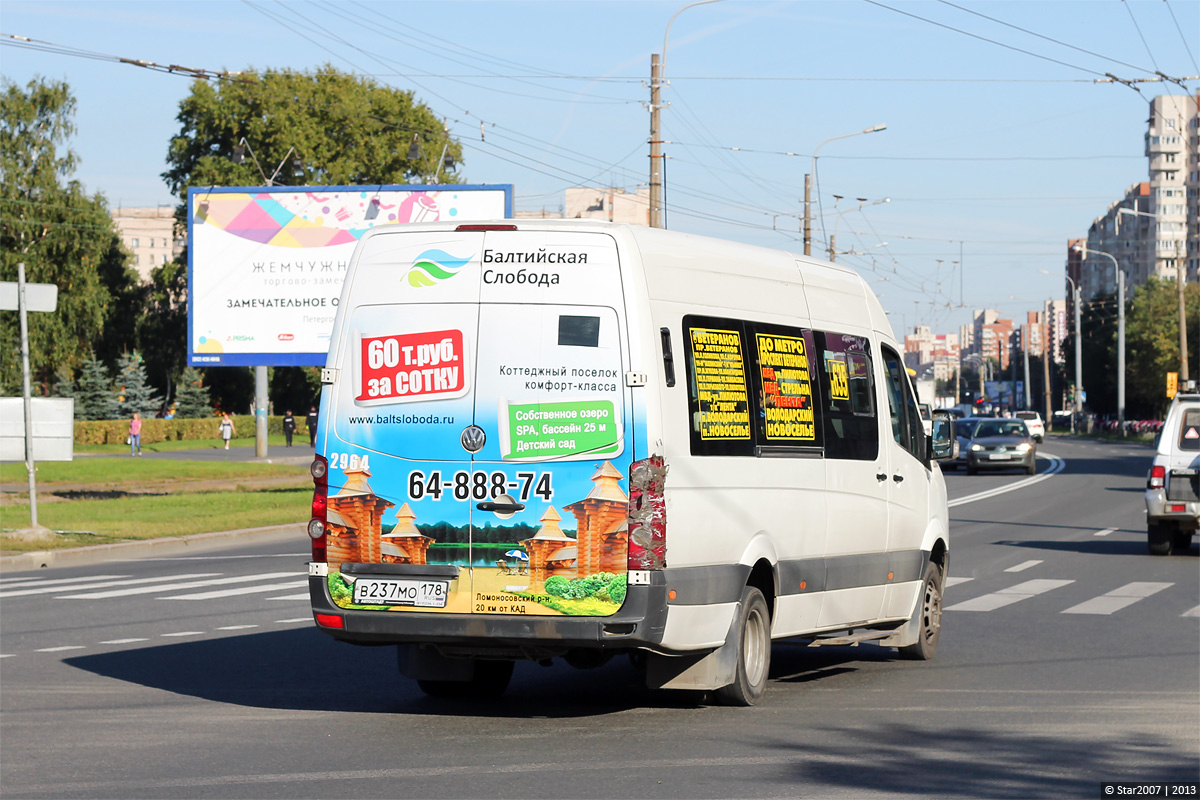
[1,436,1196,799]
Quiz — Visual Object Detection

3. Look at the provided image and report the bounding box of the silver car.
[1145,392,1200,555]
[965,418,1036,476]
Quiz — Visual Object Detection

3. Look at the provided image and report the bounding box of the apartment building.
[111,206,183,283]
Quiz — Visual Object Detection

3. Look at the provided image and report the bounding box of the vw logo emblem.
[460,425,486,453]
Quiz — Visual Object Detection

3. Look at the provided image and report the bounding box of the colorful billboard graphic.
[186,185,512,366]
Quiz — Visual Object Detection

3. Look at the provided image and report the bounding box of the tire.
[1171,529,1193,553]
[1148,523,1173,556]
[899,561,944,661]
[417,659,514,699]
[715,586,771,706]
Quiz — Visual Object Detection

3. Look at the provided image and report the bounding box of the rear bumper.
[308,573,670,653]
[1145,489,1200,529]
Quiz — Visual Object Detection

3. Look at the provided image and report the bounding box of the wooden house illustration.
[565,461,629,576]
[521,507,577,588]
[324,466,396,570]
[380,502,435,565]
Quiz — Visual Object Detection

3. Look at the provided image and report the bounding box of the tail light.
[1148,465,1166,490]
[628,456,667,570]
[309,454,328,562]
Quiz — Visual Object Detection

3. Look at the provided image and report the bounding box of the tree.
[75,355,116,420]
[270,366,321,417]
[154,66,461,409]
[161,65,462,196]
[1125,278,1200,419]
[173,366,212,418]
[114,351,162,418]
[0,77,141,394]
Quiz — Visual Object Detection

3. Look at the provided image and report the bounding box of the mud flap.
[876,609,919,649]
[643,606,741,692]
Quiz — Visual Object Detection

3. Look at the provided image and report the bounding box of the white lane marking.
[160,631,204,638]
[275,617,310,624]
[59,572,300,599]
[0,574,125,588]
[1183,606,1200,618]
[35,645,86,652]
[100,638,148,644]
[945,579,1074,612]
[948,452,1065,508]
[1005,560,1042,573]
[160,580,308,600]
[0,654,13,658]
[1094,528,1117,537]
[0,575,40,584]
[216,625,259,631]
[1062,582,1174,615]
[268,593,310,600]
[945,577,974,587]
[0,574,202,598]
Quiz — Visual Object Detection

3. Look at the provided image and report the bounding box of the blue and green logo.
[405,249,473,287]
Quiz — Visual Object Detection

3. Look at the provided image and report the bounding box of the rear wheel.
[899,561,943,660]
[1148,523,1173,556]
[1171,528,1194,553]
[417,659,514,699]
[715,586,771,706]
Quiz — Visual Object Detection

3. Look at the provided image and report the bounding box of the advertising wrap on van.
[319,230,644,618]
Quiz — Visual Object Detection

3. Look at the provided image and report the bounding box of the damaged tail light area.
[628,455,667,570]
[309,454,329,562]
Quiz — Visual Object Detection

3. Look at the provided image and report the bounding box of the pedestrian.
[218,412,235,451]
[283,409,296,447]
[129,412,143,457]
[306,405,318,446]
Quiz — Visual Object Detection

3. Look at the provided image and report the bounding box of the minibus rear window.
[815,332,878,461]
[559,315,601,347]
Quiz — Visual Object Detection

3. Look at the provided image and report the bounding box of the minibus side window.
[746,322,823,451]
[682,315,755,456]
[815,331,878,461]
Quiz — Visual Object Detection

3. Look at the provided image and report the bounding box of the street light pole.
[1042,267,1084,434]
[802,124,886,256]
[1086,247,1125,436]
[649,0,725,229]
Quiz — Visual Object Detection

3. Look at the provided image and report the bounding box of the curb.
[0,523,306,573]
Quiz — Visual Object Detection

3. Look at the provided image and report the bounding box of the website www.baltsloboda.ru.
[347,414,456,425]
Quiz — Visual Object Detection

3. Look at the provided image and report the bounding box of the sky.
[3,0,1197,336]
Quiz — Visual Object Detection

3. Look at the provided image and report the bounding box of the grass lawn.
[1,451,313,553]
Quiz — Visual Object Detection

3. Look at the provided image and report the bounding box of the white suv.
[1014,411,1044,442]
[1145,393,1200,556]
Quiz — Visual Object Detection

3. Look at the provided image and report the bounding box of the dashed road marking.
[160,631,204,638]
[35,645,85,652]
[0,574,217,598]
[945,577,974,588]
[275,617,310,624]
[159,580,307,601]
[100,638,148,644]
[1004,560,1042,573]
[1062,582,1173,615]
[945,579,1074,612]
[216,625,259,631]
[1094,528,1117,537]
[60,572,300,600]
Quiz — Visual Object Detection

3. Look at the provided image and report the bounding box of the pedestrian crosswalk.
[944,575,1194,617]
[0,571,308,602]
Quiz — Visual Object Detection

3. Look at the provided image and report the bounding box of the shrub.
[544,575,571,597]
[605,574,627,605]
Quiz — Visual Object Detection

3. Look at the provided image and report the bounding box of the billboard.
[187,185,512,367]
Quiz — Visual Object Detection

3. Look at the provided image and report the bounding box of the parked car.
[1014,411,1045,442]
[942,417,982,471]
[1145,392,1200,555]
[965,418,1036,475]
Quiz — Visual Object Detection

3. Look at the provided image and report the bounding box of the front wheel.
[715,586,771,706]
[899,561,943,660]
